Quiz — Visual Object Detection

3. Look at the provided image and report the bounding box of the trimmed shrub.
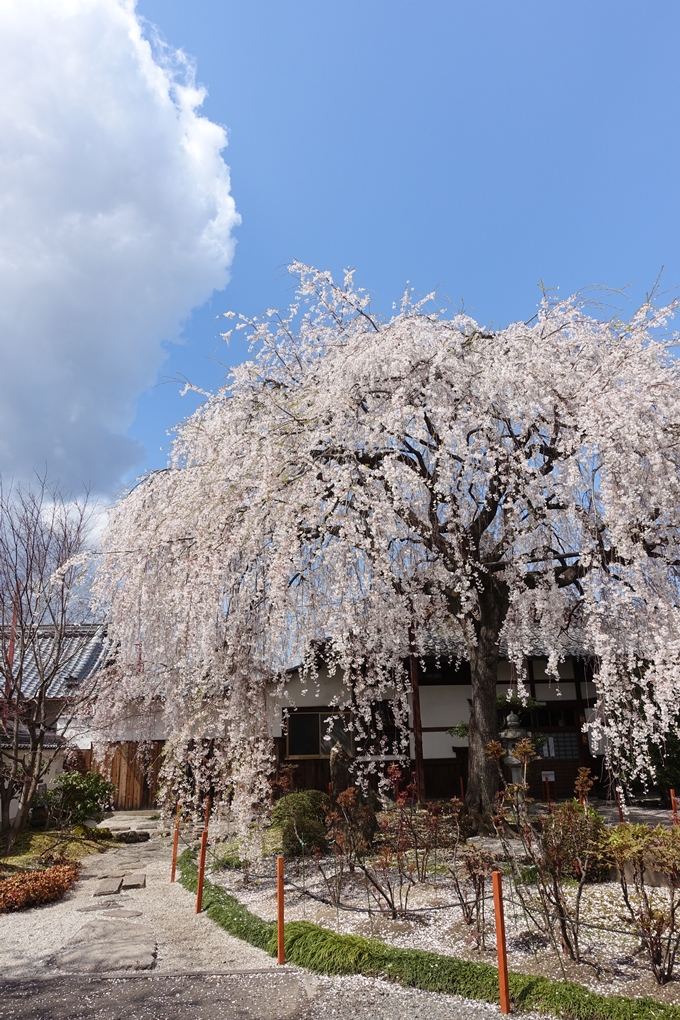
[606,824,680,984]
[0,863,80,912]
[272,791,329,858]
[542,800,611,882]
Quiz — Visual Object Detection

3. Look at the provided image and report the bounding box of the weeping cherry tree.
[91,265,680,833]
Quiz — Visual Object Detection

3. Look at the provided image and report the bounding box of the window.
[539,733,579,759]
[533,707,576,728]
[286,710,353,759]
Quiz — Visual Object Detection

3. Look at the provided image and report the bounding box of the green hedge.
[176,850,680,1020]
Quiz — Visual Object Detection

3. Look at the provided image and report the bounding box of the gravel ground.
[0,825,553,1019]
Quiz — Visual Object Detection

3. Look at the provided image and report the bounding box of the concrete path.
[0,972,538,1020]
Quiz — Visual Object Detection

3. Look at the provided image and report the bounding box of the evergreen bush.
[44,771,116,827]
[272,790,329,858]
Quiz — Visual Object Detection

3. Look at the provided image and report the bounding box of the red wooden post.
[195,827,208,913]
[616,787,624,825]
[671,789,679,826]
[459,775,465,802]
[277,854,285,965]
[170,804,180,883]
[544,777,551,811]
[492,870,511,1014]
[195,795,211,913]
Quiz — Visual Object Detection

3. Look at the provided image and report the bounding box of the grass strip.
[177,850,680,1020]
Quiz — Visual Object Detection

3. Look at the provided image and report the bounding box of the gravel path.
[0,835,273,979]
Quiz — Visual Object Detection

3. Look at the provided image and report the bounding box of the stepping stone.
[50,919,156,973]
[101,909,142,918]
[93,878,122,897]
[121,873,146,890]
[76,897,132,912]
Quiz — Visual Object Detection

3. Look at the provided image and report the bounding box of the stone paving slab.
[49,918,156,974]
[122,873,146,889]
[93,879,122,897]
[76,897,133,913]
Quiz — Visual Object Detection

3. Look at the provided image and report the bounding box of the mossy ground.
[0,828,117,875]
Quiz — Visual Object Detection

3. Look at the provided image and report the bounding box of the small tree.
[0,477,100,847]
[44,770,115,828]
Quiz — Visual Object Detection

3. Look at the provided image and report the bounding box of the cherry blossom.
[91,265,680,833]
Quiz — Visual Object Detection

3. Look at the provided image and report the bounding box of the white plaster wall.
[267,699,283,738]
[266,656,593,755]
[8,750,66,821]
[65,704,169,744]
[416,685,472,758]
[500,657,578,683]
[419,686,470,729]
[423,731,459,759]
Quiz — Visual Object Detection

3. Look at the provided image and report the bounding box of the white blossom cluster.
[90,265,680,830]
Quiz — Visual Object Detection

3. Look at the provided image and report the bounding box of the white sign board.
[541,771,555,783]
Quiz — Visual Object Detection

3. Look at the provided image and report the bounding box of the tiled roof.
[10,625,110,699]
[1,726,63,750]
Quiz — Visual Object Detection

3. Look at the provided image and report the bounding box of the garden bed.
[209,840,680,1007]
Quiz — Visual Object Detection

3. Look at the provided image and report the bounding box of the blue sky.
[130,0,680,476]
[1,1,678,495]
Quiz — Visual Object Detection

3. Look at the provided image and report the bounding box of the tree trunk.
[7,774,39,848]
[464,585,507,832]
[409,650,426,804]
[0,782,13,839]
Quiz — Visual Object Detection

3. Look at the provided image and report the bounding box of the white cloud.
[0,0,239,494]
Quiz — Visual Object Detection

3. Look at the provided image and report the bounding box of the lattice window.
[539,732,579,759]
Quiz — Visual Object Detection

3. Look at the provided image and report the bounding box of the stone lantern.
[499,710,527,787]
